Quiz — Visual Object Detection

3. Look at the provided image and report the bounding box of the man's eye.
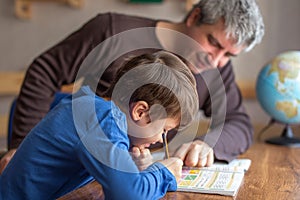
[208,35,218,46]
[224,52,233,58]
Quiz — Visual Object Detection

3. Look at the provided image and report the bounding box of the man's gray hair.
[187,0,265,52]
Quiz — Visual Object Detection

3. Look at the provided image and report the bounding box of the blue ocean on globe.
[256,51,300,124]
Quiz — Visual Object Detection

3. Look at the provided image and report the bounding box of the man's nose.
[210,51,228,68]
[210,51,222,67]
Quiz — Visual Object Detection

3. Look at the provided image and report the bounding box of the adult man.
[0,0,264,172]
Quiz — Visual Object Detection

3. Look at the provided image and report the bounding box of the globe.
[256,51,300,146]
[256,51,300,124]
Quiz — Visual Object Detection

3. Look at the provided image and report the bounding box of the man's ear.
[131,101,150,122]
[186,7,201,27]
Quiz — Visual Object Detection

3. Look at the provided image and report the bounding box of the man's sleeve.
[196,61,253,162]
[10,13,111,149]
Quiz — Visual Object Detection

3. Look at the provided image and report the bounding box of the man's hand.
[0,149,17,174]
[158,157,183,182]
[172,140,214,167]
[131,147,153,171]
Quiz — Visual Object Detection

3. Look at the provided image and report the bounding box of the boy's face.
[128,117,178,149]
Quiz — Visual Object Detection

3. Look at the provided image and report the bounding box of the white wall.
[232,0,300,81]
[0,0,300,125]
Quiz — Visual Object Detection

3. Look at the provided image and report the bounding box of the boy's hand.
[131,147,153,171]
[172,140,214,167]
[158,157,183,182]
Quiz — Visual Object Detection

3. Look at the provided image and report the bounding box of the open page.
[177,159,251,196]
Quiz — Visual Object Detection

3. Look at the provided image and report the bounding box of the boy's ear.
[131,101,150,121]
[186,7,201,27]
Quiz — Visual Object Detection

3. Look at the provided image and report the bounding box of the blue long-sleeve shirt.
[0,86,176,200]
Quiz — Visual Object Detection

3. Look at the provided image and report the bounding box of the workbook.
[177,159,251,196]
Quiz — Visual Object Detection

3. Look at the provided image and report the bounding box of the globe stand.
[265,124,300,147]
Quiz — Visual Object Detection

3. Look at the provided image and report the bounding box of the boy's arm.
[77,141,178,200]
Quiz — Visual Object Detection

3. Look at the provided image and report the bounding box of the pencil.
[162,131,169,159]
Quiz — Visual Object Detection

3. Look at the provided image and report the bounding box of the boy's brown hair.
[105,51,199,129]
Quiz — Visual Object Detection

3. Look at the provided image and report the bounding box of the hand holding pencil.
[159,131,183,182]
[159,157,183,182]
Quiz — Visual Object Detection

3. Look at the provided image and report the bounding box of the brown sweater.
[11,13,253,162]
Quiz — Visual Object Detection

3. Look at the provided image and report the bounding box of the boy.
[0,51,199,200]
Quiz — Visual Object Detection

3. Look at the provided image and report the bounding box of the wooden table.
[59,142,300,200]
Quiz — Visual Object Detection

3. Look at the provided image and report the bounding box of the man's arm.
[198,61,253,162]
[173,61,253,165]
[10,14,111,149]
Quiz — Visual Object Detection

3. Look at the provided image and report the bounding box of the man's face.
[185,17,245,73]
